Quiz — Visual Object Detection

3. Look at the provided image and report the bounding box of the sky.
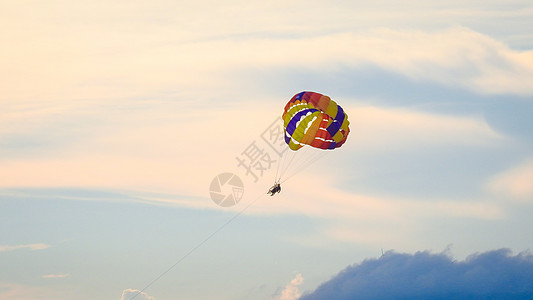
[1,0,533,299]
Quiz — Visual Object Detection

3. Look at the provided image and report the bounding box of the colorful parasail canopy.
[282,91,350,151]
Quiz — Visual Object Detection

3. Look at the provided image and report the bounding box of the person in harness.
[267,182,281,196]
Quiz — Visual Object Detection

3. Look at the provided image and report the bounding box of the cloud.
[148,27,533,96]
[0,100,506,255]
[300,249,533,300]
[167,27,533,96]
[0,281,70,299]
[272,274,304,300]
[120,289,155,300]
[347,105,504,151]
[488,159,533,202]
[3,14,533,103]
[42,273,70,279]
[0,283,45,300]
[0,96,278,194]
[0,243,50,252]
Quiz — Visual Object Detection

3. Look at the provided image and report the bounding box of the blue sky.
[1,1,533,299]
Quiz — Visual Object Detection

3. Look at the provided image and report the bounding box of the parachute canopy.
[282,91,350,151]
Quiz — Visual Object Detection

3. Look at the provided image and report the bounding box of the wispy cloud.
[42,273,70,279]
[0,100,505,198]
[247,174,503,249]
[3,18,533,104]
[0,282,46,300]
[488,159,533,202]
[347,105,504,151]
[0,243,50,252]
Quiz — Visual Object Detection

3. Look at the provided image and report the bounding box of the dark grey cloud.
[300,249,533,300]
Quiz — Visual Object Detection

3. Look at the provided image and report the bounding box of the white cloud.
[0,98,503,197]
[240,105,505,220]
[242,169,503,251]
[272,274,304,300]
[488,159,533,202]
[108,26,532,96]
[0,283,44,300]
[120,289,155,300]
[0,98,508,257]
[0,243,50,252]
[0,282,72,299]
[42,273,70,279]
[0,99,276,197]
[161,27,533,96]
[3,7,533,103]
[346,105,504,152]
